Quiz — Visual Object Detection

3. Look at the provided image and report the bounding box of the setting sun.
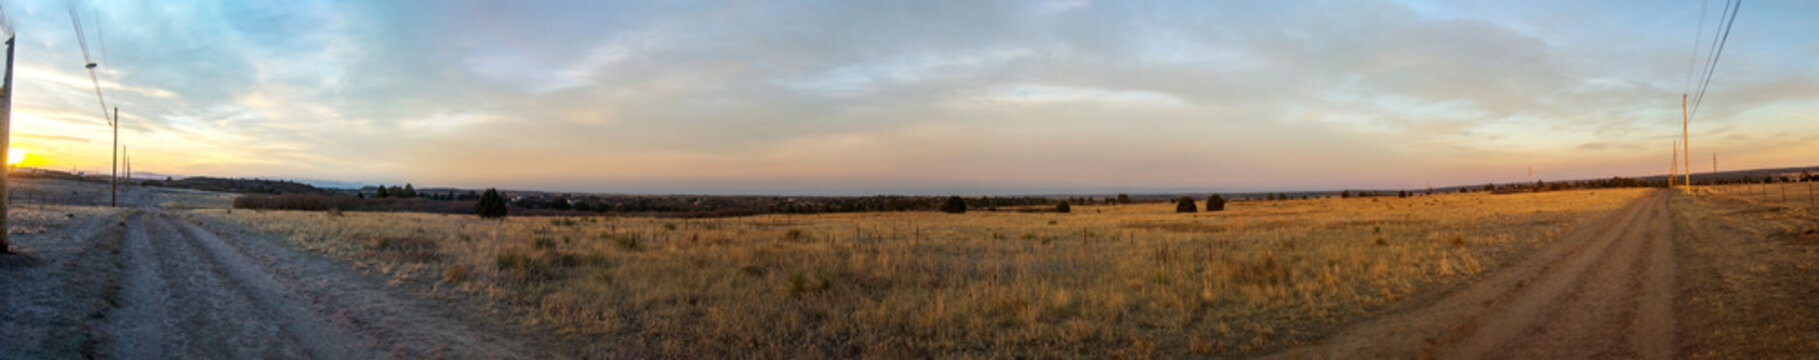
[6,148,24,166]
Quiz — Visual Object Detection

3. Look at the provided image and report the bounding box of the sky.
[3,0,1817,195]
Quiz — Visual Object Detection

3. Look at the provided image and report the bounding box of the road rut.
[104,198,534,358]
[1272,190,1676,359]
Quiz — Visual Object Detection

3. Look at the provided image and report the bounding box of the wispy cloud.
[7,0,1817,193]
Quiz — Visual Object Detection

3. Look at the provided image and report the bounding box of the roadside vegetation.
[1675,183,1819,358]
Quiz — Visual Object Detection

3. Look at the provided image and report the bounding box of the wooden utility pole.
[0,35,14,253]
[1670,140,1678,187]
[1683,94,1691,189]
[110,107,117,207]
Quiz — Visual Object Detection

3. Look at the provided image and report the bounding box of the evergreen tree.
[941,196,967,214]
[1117,193,1131,204]
[1206,194,1226,211]
[1055,201,1071,213]
[1398,190,1408,198]
[375,185,390,198]
[550,197,573,210]
[1341,190,1352,198]
[476,188,508,218]
[402,183,417,198]
[1175,196,1197,213]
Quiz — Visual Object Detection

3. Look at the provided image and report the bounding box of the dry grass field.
[1674,183,1819,359]
[186,188,1652,358]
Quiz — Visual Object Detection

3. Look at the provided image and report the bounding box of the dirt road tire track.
[104,200,534,359]
[1271,190,1677,359]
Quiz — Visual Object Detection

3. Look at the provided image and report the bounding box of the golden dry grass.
[1674,183,1819,359]
[189,188,1650,358]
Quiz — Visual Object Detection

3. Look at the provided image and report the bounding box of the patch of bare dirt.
[1268,190,1677,359]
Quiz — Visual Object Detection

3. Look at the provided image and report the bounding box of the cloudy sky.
[4,0,1816,194]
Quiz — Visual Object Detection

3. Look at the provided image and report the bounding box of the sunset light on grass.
[2,1,1817,359]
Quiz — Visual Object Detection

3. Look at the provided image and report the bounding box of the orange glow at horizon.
[7,148,25,166]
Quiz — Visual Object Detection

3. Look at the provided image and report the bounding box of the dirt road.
[98,189,535,358]
[1272,190,1676,359]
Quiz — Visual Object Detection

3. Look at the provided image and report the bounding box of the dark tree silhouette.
[941,196,967,214]
[375,185,390,198]
[1206,194,1226,211]
[1341,190,1351,198]
[1175,196,1197,213]
[1055,201,1071,213]
[1117,193,1131,204]
[402,183,417,198]
[476,188,508,218]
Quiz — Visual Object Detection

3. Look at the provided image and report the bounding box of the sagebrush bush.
[941,196,967,214]
[1206,194,1226,211]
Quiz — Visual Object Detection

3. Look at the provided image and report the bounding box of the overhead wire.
[0,3,13,37]
[96,10,108,68]
[1680,0,1709,94]
[67,1,111,127]
[1689,0,1740,119]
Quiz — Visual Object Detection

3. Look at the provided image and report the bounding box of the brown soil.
[1270,190,1678,359]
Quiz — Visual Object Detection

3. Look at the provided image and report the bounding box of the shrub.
[1341,190,1352,198]
[476,188,508,218]
[1175,196,1197,213]
[1055,201,1071,213]
[1116,193,1131,204]
[941,196,967,214]
[1206,194,1226,211]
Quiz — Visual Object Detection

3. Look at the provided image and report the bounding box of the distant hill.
[154,177,327,194]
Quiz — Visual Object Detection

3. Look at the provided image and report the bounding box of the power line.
[67,1,111,127]
[1689,0,1741,120]
[1681,0,1709,94]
